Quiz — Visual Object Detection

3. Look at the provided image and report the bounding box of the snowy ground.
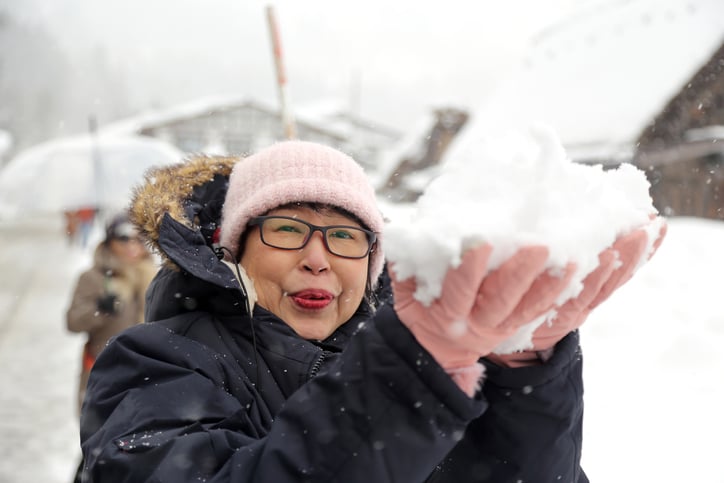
[581,216,724,482]
[0,214,89,483]
[0,214,722,482]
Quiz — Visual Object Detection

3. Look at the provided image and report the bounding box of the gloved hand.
[492,218,668,367]
[96,293,119,315]
[391,244,575,396]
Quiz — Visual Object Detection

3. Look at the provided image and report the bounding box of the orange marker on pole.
[266,5,297,140]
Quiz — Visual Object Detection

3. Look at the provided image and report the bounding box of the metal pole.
[266,4,297,140]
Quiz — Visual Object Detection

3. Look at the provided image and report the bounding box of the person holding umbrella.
[66,212,158,412]
[66,212,158,483]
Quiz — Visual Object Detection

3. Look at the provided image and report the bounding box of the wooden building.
[415,1,724,221]
[103,96,401,171]
[376,108,469,202]
[634,41,724,220]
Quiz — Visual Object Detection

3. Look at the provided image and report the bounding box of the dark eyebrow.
[269,202,369,230]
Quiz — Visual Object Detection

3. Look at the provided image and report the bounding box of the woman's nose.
[301,232,331,273]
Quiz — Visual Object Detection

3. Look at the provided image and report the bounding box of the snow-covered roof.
[101,94,271,136]
[371,111,437,188]
[564,141,634,165]
[468,0,724,155]
[295,99,354,136]
[685,125,724,142]
[102,95,398,146]
[295,99,401,139]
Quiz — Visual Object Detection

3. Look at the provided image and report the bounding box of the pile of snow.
[384,124,662,351]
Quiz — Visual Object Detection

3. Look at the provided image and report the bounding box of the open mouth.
[290,289,334,310]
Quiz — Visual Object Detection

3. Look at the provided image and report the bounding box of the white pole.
[89,115,102,212]
[266,5,297,140]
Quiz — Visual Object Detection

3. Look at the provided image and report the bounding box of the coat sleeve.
[80,310,487,483]
[428,330,589,483]
[66,270,109,333]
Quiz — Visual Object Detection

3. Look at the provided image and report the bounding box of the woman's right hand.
[390,244,574,395]
[96,292,119,315]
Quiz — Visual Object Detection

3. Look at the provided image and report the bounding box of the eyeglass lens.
[258,217,373,258]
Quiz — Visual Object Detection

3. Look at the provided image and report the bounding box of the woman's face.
[239,205,370,340]
[108,236,147,264]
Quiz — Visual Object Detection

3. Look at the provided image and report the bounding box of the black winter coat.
[79,155,588,483]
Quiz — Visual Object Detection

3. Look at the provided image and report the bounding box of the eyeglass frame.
[247,215,377,259]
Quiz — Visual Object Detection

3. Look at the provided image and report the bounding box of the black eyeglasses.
[248,216,377,259]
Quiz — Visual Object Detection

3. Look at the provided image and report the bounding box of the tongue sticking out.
[291,290,334,310]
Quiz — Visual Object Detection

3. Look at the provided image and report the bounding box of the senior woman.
[79,141,662,482]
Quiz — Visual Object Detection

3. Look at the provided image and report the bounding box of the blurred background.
[0,0,723,481]
[2,0,722,215]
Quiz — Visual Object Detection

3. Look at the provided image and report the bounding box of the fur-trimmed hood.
[128,154,251,322]
[129,154,238,268]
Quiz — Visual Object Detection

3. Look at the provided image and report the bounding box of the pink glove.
[391,244,575,396]
[492,218,668,368]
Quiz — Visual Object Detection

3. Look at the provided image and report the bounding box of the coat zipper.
[309,350,330,379]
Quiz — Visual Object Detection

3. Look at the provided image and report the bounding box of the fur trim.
[129,154,238,266]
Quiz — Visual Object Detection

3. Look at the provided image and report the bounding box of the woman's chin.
[286,316,338,341]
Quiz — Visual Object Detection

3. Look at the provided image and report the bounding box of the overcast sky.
[2,0,583,129]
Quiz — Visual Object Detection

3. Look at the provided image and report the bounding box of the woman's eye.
[329,229,354,240]
[277,224,302,233]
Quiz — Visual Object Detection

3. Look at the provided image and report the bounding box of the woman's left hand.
[530,217,668,353]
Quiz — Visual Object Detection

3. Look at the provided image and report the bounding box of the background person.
[66,212,158,412]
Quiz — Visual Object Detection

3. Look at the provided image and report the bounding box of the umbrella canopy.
[0,134,185,218]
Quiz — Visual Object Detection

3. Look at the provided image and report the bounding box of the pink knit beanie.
[219,140,385,284]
